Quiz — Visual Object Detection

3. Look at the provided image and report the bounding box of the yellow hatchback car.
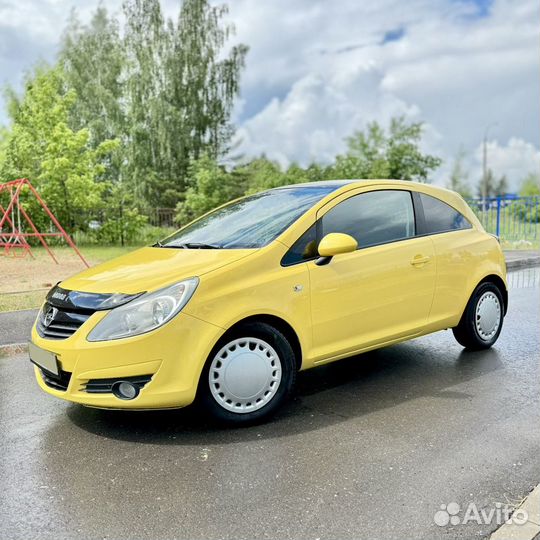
[30,180,507,424]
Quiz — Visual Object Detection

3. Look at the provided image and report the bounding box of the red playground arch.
[0,178,89,267]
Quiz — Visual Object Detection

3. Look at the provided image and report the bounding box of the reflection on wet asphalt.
[507,265,540,289]
[1,267,539,540]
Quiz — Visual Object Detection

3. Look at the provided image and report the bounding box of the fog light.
[112,381,139,400]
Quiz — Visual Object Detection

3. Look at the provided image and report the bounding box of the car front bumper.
[31,310,224,409]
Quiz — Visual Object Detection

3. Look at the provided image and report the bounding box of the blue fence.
[466,196,540,241]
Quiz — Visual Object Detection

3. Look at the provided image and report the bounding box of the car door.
[307,188,436,363]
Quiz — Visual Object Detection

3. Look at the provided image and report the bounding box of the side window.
[321,190,415,248]
[281,224,318,266]
[420,193,471,234]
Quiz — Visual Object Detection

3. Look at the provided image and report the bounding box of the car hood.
[60,247,255,295]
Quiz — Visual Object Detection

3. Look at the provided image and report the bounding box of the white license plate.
[29,342,59,376]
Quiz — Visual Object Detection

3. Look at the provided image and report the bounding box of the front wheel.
[199,322,297,425]
[452,282,504,350]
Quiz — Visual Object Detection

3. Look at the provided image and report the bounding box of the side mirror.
[316,233,358,265]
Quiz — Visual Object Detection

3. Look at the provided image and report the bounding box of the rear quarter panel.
[428,229,507,329]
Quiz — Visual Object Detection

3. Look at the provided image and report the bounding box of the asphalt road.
[0,308,38,346]
[1,267,539,540]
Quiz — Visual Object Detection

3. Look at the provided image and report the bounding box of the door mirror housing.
[316,233,358,265]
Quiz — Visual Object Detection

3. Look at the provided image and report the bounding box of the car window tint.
[420,193,471,233]
[281,224,318,265]
[321,190,415,248]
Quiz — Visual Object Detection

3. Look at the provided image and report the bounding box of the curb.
[0,307,40,315]
[0,287,49,295]
[490,484,540,540]
[506,257,540,270]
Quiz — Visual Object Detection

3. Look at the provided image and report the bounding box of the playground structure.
[0,178,89,267]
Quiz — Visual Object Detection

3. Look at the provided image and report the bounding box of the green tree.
[477,169,508,198]
[61,7,125,153]
[57,0,248,211]
[238,157,286,193]
[284,163,312,185]
[304,162,328,182]
[171,0,247,159]
[331,117,442,181]
[517,173,540,223]
[97,183,148,245]
[60,7,148,243]
[0,126,9,168]
[122,0,168,206]
[448,148,472,198]
[175,154,247,224]
[0,66,118,231]
[123,0,247,208]
[519,173,540,196]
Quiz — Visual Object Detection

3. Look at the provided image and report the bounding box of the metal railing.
[466,196,540,241]
[149,208,176,228]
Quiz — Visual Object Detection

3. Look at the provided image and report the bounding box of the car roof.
[271,179,470,215]
[272,178,455,196]
[272,179,359,190]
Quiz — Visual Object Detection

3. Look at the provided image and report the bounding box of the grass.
[0,245,140,312]
[500,239,540,250]
[0,290,50,312]
[472,206,540,250]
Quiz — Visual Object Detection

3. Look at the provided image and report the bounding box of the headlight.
[87,278,199,342]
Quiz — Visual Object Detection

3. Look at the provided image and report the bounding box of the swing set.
[0,178,89,267]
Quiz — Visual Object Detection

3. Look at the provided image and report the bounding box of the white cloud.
[473,138,540,189]
[229,0,539,189]
[236,67,419,167]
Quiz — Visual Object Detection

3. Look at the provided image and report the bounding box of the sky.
[0,0,538,192]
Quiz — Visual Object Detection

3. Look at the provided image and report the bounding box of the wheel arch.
[214,314,303,371]
[477,273,508,314]
[455,272,508,327]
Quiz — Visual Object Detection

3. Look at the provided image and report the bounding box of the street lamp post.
[482,123,498,208]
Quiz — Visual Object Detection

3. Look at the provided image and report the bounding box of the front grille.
[81,374,153,394]
[41,367,72,391]
[37,302,93,340]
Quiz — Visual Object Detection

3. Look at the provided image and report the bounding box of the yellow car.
[30,180,507,424]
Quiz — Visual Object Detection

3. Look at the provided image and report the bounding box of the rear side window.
[321,190,415,249]
[420,193,471,234]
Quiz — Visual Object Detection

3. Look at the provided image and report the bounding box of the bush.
[73,224,175,247]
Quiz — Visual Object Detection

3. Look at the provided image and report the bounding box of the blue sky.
[454,0,494,17]
[0,0,538,191]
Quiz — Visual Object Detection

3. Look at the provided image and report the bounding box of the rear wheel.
[452,282,504,350]
[199,322,296,425]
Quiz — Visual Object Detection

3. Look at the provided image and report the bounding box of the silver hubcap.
[209,337,282,414]
[475,292,501,341]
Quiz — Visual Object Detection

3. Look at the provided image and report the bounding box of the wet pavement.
[0,308,37,346]
[1,267,539,540]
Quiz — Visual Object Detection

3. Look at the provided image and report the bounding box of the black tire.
[452,282,504,350]
[198,322,297,425]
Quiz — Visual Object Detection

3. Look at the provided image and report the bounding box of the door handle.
[410,254,431,266]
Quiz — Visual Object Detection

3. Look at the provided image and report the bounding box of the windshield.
[159,186,336,249]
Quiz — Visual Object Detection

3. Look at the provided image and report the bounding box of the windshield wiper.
[158,242,221,249]
[180,242,221,249]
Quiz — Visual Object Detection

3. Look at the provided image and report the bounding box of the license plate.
[29,342,59,376]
